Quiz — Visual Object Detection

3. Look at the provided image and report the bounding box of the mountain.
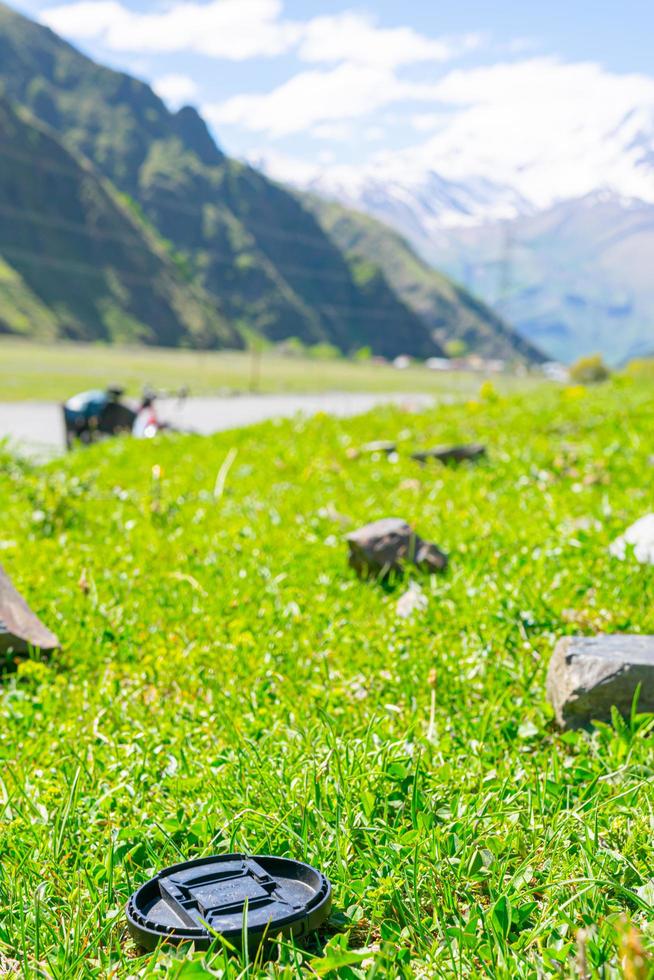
[263,106,654,364]
[280,91,654,241]
[298,167,532,243]
[0,1,483,359]
[288,169,654,365]
[423,192,654,364]
[261,155,535,256]
[0,96,237,346]
[302,194,545,363]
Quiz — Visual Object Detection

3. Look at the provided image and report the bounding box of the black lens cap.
[126,853,332,953]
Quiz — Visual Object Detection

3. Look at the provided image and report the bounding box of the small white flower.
[396,582,428,619]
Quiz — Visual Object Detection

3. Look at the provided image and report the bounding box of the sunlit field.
[1,377,654,977]
[0,338,539,401]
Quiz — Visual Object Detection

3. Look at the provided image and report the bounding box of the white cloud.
[205,63,440,137]
[298,13,481,69]
[42,0,301,59]
[250,149,321,185]
[412,58,654,206]
[310,121,353,142]
[153,73,198,109]
[210,53,654,171]
[40,0,479,70]
[410,112,451,132]
[260,56,654,221]
[41,0,119,40]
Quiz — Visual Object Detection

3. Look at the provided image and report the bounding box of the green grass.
[1,377,654,977]
[0,338,537,402]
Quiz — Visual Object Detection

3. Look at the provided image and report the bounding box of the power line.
[1,243,180,289]
[0,201,153,250]
[0,191,415,290]
[0,203,378,287]
[496,224,513,310]
[0,242,424,324]
[0,144,340,253]
[0,143,434,326]
[0,142,97,181]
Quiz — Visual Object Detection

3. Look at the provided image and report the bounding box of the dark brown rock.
[411,443,486,465]
[346,518,447,578]
[0,563,59,659]
[547,634,654,729]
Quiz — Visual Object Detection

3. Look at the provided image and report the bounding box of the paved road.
[0,392,436,455]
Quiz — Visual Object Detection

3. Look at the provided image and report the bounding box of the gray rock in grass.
[0,563,59,660]
[547,635,654,729]
[347,518,447,578]
[411,443,486,465]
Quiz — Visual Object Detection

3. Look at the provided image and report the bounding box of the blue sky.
[17,0,654,75]
[12,0,654,204]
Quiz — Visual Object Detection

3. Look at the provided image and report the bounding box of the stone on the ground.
[546,634,654,729]
[609,514,654,565]
[411,443,486,465]
[361,440,397,455]
[347,518,447,578]
[0,564,59,659]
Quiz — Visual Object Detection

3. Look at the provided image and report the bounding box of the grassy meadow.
[1,377,654,977]
[0,339,534,402]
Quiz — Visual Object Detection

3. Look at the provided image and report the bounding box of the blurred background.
[1,0,653,448]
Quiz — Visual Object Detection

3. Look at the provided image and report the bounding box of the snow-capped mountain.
[263,100,654,237]
[304,167,532,232]
[611,106,654,177]
[261,104,654,364]
[261,155,534,248]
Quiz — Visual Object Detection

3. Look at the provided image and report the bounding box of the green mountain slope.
[0,254,58,340]
[303,194,545,364]
[0,97,237,346]
[0,1,447,358]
